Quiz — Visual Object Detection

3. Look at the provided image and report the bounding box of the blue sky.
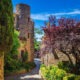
[12,0,80,28]
[12,0,80,40]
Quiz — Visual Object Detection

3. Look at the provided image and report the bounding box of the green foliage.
[34,28,43,51]
[40,64,79,80]
[40,64,46,67]
[63,74,75,80]
[58,61,74,73]
[40,64,66,80]
[34,39,40,51]
[21,51,28,62]
[23,62,36,71]
[75,75,80,80]
[10,30,20,57]
[0,0,14,52]
[4,30,20,73]
[4,56,22,73]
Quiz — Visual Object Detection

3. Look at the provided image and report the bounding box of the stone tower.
[14,4,34,62]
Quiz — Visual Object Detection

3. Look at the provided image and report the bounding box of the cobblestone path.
[5,58,42,80]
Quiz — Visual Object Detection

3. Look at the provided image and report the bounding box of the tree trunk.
[65,53,73,65]
[61,50,73,65]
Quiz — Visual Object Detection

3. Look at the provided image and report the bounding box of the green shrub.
[40,64,46,67]
[56,69,66,80]
[40,64,66,80]
[63,74,75,80]
[58,61,74,73]
[22,51,28,62]
[40,64,47,78]
[40,64,77,80]
[24,62,36,71]
[75,75,80,80]
[4,30,20,72]
[4,58,22,73]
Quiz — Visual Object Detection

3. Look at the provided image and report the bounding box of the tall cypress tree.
[0,0,14,54]
[0,0,14,79]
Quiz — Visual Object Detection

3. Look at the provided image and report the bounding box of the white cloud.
[31,9,80,20]
[31,14,48,20]
[35,34,43,41]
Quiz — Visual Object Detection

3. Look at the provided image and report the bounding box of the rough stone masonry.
[14,4,34,62]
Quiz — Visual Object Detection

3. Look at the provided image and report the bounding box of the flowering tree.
[41,16,80,73]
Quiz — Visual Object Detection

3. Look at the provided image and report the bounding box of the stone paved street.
[5,58,42,80]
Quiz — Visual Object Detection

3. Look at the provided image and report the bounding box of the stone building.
[14,4,34,62]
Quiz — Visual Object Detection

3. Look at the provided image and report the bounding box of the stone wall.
[0,54,4,80]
